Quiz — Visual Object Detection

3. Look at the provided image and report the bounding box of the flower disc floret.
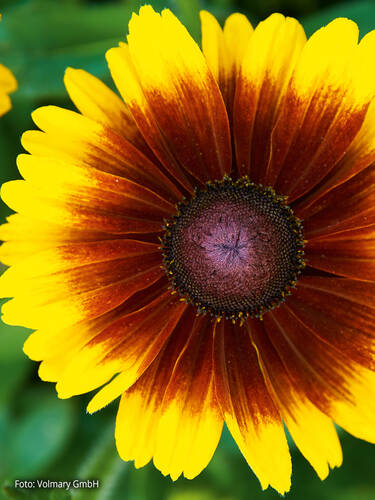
[162,176,305,322]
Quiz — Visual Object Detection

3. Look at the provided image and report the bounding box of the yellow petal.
[0,92,11,116]
[214,322,291,494]
[234,13,306,179]
[0,63,17,93]
[266,19,375,200]
[1,179,163,235]
[2,278,146,331]
[86,298,187,413]
[56,292,185,399]
[0,63,17,116]
[200,11,230,84]
[0,15,17,116]
[0,214,111,266]
[64,67,144,150]
[22,107,182,204]
[201,11,253,80]
[250,320,343,481]
[106,6,231,186]
[284,399,342,480]
[115,314,223,480]
[330,367,375,443]
[200,11,252,111]
[223,13,253,72]
[292,18,358,94]
[154,321,222,480]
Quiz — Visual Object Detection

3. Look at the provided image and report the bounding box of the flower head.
[0,14,17,116]
[1,6,375,494]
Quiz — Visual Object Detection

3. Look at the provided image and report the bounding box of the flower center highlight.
[162,177,305,322]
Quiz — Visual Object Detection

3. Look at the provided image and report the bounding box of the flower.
[1,5,375,494]
[0,14,17,116]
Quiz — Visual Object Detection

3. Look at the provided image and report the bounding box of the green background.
[1,0,375,499]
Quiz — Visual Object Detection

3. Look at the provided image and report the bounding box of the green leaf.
[167,0,202,41]
[71,422,128,500]
[3,0,138,52]
[167,490,225,500]
[7,393,74,478]
[0,0,139,101]
[301,1,375,37]
[0,315,31,405]
[2,483,33,500]
[0,0,207,103]
[49,491,72,500]
[201,0,235,24]
[2,482,52,500]
[0,312,30,362]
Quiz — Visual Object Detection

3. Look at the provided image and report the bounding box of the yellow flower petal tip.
[0,14,17,116]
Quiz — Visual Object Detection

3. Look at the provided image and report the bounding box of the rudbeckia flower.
[0,14,17,116]
[1,5,375,494]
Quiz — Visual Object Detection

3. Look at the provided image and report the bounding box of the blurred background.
[1,0,375,498]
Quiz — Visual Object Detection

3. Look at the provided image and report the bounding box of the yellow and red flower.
[0,14,17,116]
[1,6,375,493]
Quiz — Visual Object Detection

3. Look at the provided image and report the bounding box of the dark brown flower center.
[162,177,305,322]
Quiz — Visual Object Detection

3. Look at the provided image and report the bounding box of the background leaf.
[301,0,375,36]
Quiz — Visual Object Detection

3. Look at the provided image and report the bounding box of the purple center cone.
[163,179,305,320]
